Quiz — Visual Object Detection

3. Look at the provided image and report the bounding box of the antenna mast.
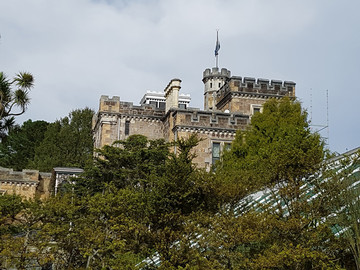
[309,89,330,147]
[326,89,330,147]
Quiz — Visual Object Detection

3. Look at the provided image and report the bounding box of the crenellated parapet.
[218,76,295,96]
[93,95,167,149]
[0,167,52,199]
[215,76,296,112]
[99,95,121,112]
[202,67,231,81]
[97,95,166,120]
[203,67,232,111]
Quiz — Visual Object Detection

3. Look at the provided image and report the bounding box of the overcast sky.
[1,0,359,154]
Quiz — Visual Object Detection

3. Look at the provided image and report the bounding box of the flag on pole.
[215,31,220,56]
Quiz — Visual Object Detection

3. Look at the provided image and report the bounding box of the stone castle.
[93,66,296,169]
[0,66,296,198]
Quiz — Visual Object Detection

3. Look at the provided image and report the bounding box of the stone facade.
[93,97,166,148]
[0,167,52,200]
[0,167,84,199]
[93,67,295,169]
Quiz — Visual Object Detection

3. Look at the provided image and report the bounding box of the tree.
[0,72,34,138]
[201,97,348,269]
[29,108,94,171]
[0,120,48,170]
[74,134,170,195]
[216,97,324,204]
[70,134,218,268]
[0,195,53,269]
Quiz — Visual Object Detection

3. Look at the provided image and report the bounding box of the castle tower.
[202,67,231,110]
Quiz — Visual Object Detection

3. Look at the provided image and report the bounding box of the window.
[212,142,220,164]
[159,102,165,109]
[210,82,212,88]
[179,103,186,109]
[219,83,221,88]
[251,105,262,115]
[125,120,130,136]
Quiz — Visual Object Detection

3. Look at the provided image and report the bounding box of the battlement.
[99,95,121,112]
[100,95,120,102]
[214,74,296,113]
[0,167,53,200]
[227,76,295,91]
[0,167,40,183]
[98,100,165,117]
[217,76,296,98]
[171,108,248,129]
[203,67,231,81]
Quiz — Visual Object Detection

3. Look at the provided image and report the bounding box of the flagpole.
[215,29,220,68]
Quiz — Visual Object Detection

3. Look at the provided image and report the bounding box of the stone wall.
[0,167,52,200]
[166,108,249,168]
[216,77,296,113]
[93,96,166,149]
[94,71,295,169]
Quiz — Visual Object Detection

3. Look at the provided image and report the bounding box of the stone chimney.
[164,78,181,113]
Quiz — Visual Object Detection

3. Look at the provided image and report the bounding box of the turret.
[202,67,231,111]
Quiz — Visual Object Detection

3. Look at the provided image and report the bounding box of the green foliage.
[0,120,49,170]
[74,134,170,195]
[29,107,94,171]
[0,194,25,235]
[194,97,351,269]
[0,196,53,269]
[0,72,34,138]
[62,134,217,268]
[0,98,357,269]
[216,97,324,203]
[36,192,141,268]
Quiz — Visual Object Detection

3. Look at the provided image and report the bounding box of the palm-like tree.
[0,72,34,138]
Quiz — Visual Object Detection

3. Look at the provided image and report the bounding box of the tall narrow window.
[212,142,221,164]
[125,120,130,136]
